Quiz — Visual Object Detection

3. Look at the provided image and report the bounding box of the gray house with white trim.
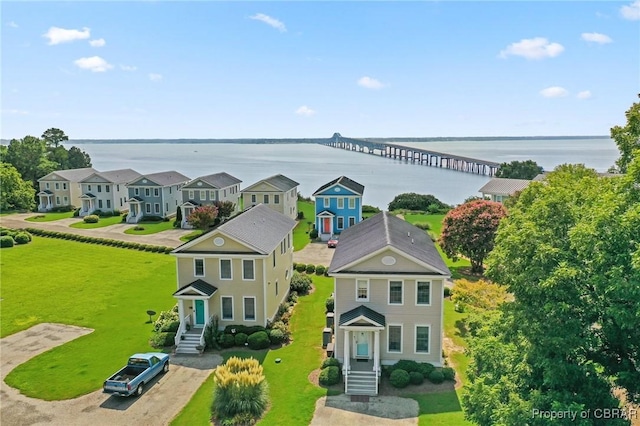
[78,169,141,216]
[179,172,242,228]
[126,171,191,223]
[241,174,299,220]
[329,211,450,395]
[478,177,531,203]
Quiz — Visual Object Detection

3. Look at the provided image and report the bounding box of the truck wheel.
[162,362,169,373]
[136,383,144,396]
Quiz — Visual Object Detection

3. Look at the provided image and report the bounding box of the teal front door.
[355,331,369,358]
[195,300,205,326]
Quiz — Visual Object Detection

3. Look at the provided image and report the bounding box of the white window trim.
[200,190,206,200]
[243,296,257,322]
[348,216,356,226]
[387,323,403,354]
[242,259,255,281]
[414,324,431,354]
[415,281,432,306]
[355,279,370,302]
[337,197,344,209]
[194,258,205,277]
[221,296,234,321]
[188,190,194,199]
[210,190,216,200]
[337,216,344,230]
[154,203,160,214]
[349,197,356,209]
[323,197,329,208]
[263,194,269,204]
[251,194,256,203]
[388,280,404,305]
[274,194,280,204]
[154,188,159,197]
[134,188,139,195]
[220,258,233,280]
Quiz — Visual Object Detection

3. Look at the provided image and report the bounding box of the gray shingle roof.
[313,176,365,196]
[94,169,142,184]
[173,279,218,297]
[329,211,450,275]
[136,171,190,186]
[186,172,242,189]
[217,204,296,254]
[478,178,531,196]
[38,167,98,182]
[242,174,299,192]
[339,305,386,327]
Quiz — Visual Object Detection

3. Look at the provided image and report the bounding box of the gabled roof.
[37,189,53,195]
[81,169,141,184]
[313,176,364,196]
[172,204,296,255]
[129,196,144,202]
[38,167,98,182]
[241,174,299,193]
[478,177,531,196]
[329,211,450,275]
[173,279,218,298]
[339,305,386,327]
[132,171,191,187]
[184,172,242,189]
[80,193,96,199]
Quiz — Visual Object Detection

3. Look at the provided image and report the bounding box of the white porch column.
[177,299,185,328]
[374,330,380,374]
[343,329,350,373]
[204,299,210,326]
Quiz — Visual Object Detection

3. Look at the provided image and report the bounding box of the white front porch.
[317,210,335,241]
[37,193,53,212]
[173,279,218,354]
[79,196,96,217]
[342,328,382,395]
[127,200,144,223]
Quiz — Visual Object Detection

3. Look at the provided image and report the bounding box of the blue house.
[126,171,191,223]
[312,176,365,241]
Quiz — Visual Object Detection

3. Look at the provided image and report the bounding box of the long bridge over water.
[322,133,500,176]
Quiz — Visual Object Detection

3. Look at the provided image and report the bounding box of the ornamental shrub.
[290,272,312,295]
[315,265,326,275]
[309,228,319,239]
[234,333,248,346]
[444,287,452,298]
[412,222,431,231]
[269,321,289,339]
[409,371,424,385]
[220,334,235,349]
[428,369,445,384]
[268,328,286,344]
[393,359,421,373]
[247,331,270,350]
[149,331,176,348]
[83,214,99,223]
[442,367,456,381]
[319,366,340,386]
[14,232,31,244]
[295,263,307,273]
[213,357,269,420]
[321,357,341,369]
[0,236,14,248]
[390,369,410,388]
[418,362,435,377]
[305,264,316,274]
[325,297,334,313]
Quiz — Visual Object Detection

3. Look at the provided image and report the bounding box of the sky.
[1,1,639,139]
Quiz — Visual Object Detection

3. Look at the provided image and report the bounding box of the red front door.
[323,217,331,234]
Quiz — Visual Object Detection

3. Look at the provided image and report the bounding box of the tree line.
[0,128,92,211]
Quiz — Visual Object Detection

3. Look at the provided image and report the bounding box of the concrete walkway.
[310,395,419,425]
[0,213,191,247]
[293,241,336,268]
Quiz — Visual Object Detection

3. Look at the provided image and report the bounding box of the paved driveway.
[293,241,336,267]
[0,323,221,426]
[310,395,418,425]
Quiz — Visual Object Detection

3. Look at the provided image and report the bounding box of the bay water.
[72,137,618,209]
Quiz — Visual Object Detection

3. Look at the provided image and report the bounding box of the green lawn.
[171,275,333,425]
[180,229,203,242]
[293,200,315,251]
[409,391,473,426]
[0,237,176,400]
[25,211,75,222]
[124,220,175,235]
[69,215,124,229]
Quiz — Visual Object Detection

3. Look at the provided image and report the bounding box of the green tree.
[67,146,92,168]
[41,128,68,148]
[439,200,507,273]
[213,200,235,219]
[173,206,182,228]
[463,160,640,424]
[48,146,69,170]
[610,95,640,173]
[5,136,56,187]
[388,192,449,213]
[186,205,218,230]
[0,163,36,211]
[495,160,543,179]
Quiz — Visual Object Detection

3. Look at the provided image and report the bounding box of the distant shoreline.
[1,135,609,145]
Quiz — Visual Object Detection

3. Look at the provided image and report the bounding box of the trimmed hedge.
[268,328,286,344]
[319,366,340,386]
[247,331,271,350]
[321,357,340,369]
[150,332,176,348]
[290,272,312,295]
[295,263,307,273]
[442,367,456,381]
[418,362,435,377]
[325,297,334,313]
[220,334,235,348]
[305,264,315,274]
[392,360,421,374]
[234,333,248,346]
[14,232,32,244]
[0,236,15,248]
[315,265,326,275]
[224,325,266,336]
[409,371,424,385]
[390,369,410,388]
[83,215,99,223]
[428,369,445,384]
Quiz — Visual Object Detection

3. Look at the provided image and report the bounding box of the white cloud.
[499,37,564,60]
[120,64,137,72]
[621,0,640,20]
[149,73,163,81]
[73,56,113,72]
[1,109,28,115]
[250,13,286,32]
[357,76,384,89]
[540,86,569,98]
[295,106,316,117]
[7,21,18,28]
[577,90,592,99]
[89,38,106,47]
[43,26,90,45]
[581,32,612,44]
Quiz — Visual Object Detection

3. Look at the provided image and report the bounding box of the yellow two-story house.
[171,204,296,353]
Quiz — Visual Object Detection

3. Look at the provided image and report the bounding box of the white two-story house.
[328,211,451,395]
[78,169,141,216]
[241,174,299,220]
[37,167,98,212]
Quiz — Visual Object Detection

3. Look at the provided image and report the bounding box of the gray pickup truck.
[103,353,170,397]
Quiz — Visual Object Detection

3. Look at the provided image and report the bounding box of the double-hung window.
[243,297,256,321]
[356,279,369,301]
[337,198,344,209]
[416,281,431,305]
[220,259,232,280]
[349,198,355,209]
[389,280,403,304]
[242,259,255,280]
[415,326,430,353]
[194,258,205,276]
[221,297,233,320]
[274,194,280,204]
[388,325,402,353]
